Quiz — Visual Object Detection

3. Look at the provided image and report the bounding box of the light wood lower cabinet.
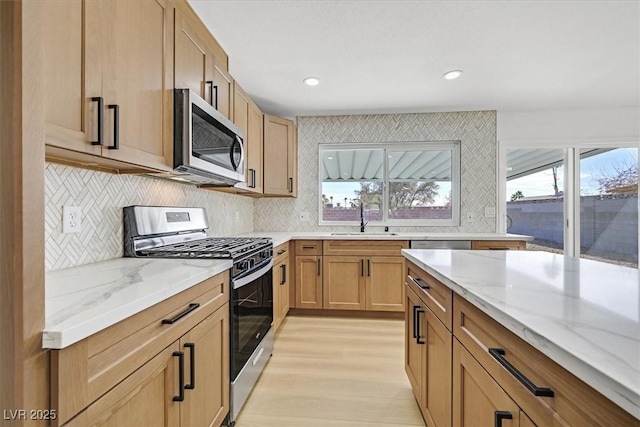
[405,285,452,427]
[471,240,526,250]
[52,273,230,427]
[295,255,323,309]
[273,242,291,332]
[323,255,405,312]
[405,263,637,427]
[64,344,180,427]
[453,339,521,427]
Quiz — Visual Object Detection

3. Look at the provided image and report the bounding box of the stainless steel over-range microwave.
[173,88,245,186]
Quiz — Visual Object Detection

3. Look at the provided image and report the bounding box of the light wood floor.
[234,315,425,427]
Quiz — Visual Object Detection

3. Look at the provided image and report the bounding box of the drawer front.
[471,240,526,250]
[295,240,322,256]
[323,240,408,256]
[406,261,453,331]
[453,295,636,427]
[274,242,290,264]
[51,272,229,426]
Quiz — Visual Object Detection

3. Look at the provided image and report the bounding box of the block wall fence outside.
[44,163,254,272]
[254,111,498,232]
[508,194,638,263]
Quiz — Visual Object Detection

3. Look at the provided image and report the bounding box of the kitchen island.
[402,249,639,425]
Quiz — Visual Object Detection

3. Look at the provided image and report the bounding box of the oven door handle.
[232,260,273,289]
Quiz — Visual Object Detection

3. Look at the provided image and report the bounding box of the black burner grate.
[138,237,271,259]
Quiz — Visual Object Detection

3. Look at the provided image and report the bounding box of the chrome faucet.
[360,202,368,232]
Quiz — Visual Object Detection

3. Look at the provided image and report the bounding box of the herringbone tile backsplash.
[45,163,254,272]
[255,111,497,232]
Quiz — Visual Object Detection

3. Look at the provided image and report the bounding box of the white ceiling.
[189,1,640,118]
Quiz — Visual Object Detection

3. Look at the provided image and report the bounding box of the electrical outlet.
[466,212,474,222]
[299,211,310,221]
[62,206,82,234]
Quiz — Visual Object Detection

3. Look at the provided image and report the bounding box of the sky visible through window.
[507,148,638,198]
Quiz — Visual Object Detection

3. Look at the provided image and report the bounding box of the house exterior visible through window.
[319,142,461,226]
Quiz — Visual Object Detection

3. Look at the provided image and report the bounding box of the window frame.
[318,141,461,227]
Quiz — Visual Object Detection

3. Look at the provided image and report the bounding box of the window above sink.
[319,142,461,227]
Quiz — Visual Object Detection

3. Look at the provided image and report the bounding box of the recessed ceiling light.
[442,70,463,80]
[303,77,320,86]
[327,156,334,160]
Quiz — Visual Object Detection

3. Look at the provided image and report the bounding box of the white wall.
[498,107,640,145]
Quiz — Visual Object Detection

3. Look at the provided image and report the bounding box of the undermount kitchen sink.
[330,232,399,236]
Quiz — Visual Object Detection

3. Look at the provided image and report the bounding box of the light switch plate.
[62,206,82,234]
[484,206,496,218]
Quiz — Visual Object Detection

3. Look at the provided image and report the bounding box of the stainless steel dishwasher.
[410,240,471,249]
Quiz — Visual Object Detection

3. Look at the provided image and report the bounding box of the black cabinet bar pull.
[489,348,554,397]
[302,246,315,249]
[360,259,364,276]
[412,305,420,339]
[173,351,185,402]
[91,97,104,146]
[416,308,425,344]
[107,104,119,150]
[317,259,321,276]
[249,169,256,188]
[184,343,195,390]
[494,411,513,427]
[277,249,286,255]
[410,276,430,290]
[288,177,293,193]
[367,259,370,277]
[205,81,215,107]
[162,303,200,325]
[213,84,218,109]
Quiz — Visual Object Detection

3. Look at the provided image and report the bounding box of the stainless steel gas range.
[123,205,274,426]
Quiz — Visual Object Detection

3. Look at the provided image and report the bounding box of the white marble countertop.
[402,249,640,420]
[240,231,532,248]
[43,257,232,349]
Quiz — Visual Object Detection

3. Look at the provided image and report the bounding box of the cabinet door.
[422,307,452,427]
[264,115,295,196]
[323,256,365,310]
[295,256,323,309]
[273,259,284,331]
[174,7,215,103]
[180,306,230,427]
[212,65,233,120]
[277,257,290,324]
[246,100,264,193]
[366,256,405,312]
[453,339,521,427]
[405,287,424,404]
[64,344,179,427]
[101,0,172,170]
[44,0,101,156]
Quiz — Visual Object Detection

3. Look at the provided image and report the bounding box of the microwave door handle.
[230,135,244,172]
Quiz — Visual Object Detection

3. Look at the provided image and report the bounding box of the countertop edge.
[43,260,232,349]
[401,249,640,421]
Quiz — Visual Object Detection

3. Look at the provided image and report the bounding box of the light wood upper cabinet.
[232,81,263,195]
[263,114,297,197]
[44,0,173,172]
[213,65,233,120]
[174,7,215,104]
